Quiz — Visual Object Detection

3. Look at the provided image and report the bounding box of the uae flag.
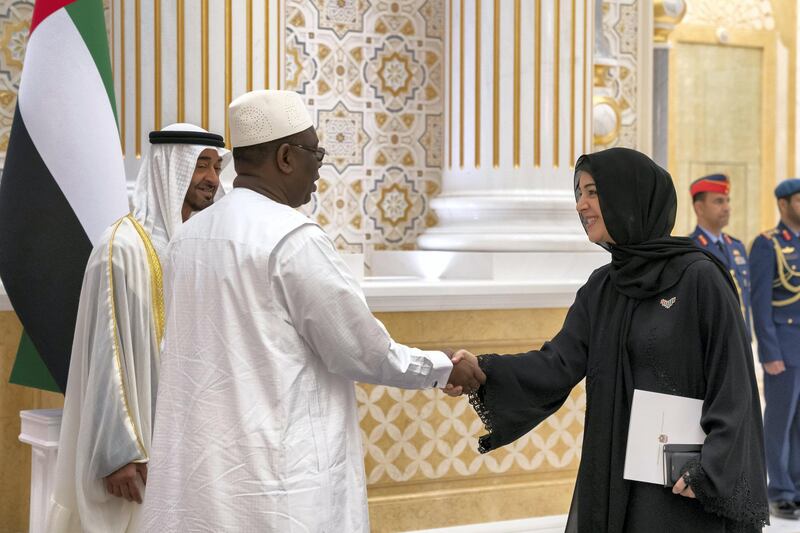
[0,0,128,392]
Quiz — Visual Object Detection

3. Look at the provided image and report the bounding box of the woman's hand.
[671,474,696,499]
[442,349,485,396]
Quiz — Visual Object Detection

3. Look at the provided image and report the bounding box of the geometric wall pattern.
[357,382,585,485]
[594,0,640,150]
[0,0,443,252]
[358,307,585,490]
[285,0,443,251]
[0,0,33,172]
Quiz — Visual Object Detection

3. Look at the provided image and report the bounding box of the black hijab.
[569,148,736,531]
[574,147,734,299]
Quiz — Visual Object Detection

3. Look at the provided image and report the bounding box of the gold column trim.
[265,0,270,88]
[247,0,253,91]
[593,63,611,86]
[276,0,281,88]
[447,0,452,168]
[534,0,541,167]
[225,0,232,145]
[201,0,209,129]
[654,0,687,43]
[569,0,575,166]
[459,0,465,168]
[134,0,141,157]
[474,0,481,168]
[582,0,588,154]
[592,95,621,146]
[512,0,520,168]
[120,0,125,154]
[492,0,500,168]
[154,0,161,131]
[553,0,560,167]
[177,0,184,122]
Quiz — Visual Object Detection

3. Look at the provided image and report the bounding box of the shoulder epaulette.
[761,228,779,239]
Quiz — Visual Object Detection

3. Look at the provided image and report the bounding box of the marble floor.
[406,514,800,533]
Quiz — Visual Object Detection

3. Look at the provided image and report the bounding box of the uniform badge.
[783,229,793,241]
[697,235,708,247]
[783,246,795,254]
[660,297,676,309]
[735,256,747,265]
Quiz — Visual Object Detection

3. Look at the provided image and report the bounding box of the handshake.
[442,349,486,397]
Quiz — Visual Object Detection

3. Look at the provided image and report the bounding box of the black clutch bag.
[663,444,702,487]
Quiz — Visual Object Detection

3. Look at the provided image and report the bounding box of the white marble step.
[403,514,800,533]
[404,515,568,533]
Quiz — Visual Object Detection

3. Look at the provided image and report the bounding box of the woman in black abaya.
[463,148,768,532]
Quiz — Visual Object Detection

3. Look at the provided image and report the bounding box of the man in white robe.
[46,124,230,533]
[140,91,484,532]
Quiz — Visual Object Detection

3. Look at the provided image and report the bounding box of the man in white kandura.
[46,124,230,533]
[140,91,484,532]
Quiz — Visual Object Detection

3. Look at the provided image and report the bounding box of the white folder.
[623,389,706,485]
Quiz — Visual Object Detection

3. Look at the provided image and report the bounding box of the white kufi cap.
[228,90,314,148]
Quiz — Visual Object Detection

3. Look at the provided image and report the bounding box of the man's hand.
[443,349,485,397]
[671,474,696,499]
[764,360,786,375]
[104,462,147,504]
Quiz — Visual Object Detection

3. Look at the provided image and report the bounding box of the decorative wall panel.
[683,0,775,30]
[593,0,640,150]
[364,308,582,531]
[0,0,32,172]
[286,0,444,251]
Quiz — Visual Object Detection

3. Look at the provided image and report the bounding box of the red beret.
[690,174,730,197]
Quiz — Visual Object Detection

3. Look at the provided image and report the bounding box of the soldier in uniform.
[751,177,800,520]
[689,174,752,338]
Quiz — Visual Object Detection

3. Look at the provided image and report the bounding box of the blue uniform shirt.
[690,225,752,340]
[750,222,800,365]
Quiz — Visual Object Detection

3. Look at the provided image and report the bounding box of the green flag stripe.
[9,330,61,393]
[65,0,118,124]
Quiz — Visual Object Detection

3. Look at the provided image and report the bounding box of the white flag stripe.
[18,8,128,246]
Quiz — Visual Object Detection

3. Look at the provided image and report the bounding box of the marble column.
[418,0,595,252]
[109,0,284,192]
[651,0,686,168]
[19,409,62,533]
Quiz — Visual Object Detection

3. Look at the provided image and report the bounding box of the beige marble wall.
[668,0,798,240]
[670,40,765,239]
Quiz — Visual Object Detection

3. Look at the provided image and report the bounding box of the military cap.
[690,174,730,197]
[775,178,800,199]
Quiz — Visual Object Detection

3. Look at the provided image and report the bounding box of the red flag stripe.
[30,0,76,34]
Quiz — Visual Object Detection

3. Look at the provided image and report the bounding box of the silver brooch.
[660,297,676,309]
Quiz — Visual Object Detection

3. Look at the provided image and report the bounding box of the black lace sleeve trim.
[684,459,769,531]
[468,354,495,454]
